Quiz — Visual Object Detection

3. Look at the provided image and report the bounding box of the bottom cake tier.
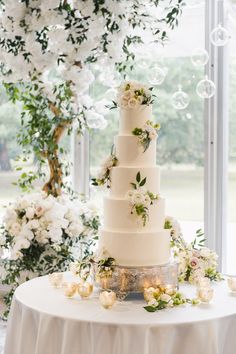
[99,229,170,267]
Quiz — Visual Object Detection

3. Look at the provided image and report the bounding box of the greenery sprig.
[127,172,159,227]
[132,120,160,152]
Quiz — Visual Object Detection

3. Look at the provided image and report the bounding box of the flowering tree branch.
[0,0,184,196]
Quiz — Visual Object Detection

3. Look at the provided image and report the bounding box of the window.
[226,0,236,273]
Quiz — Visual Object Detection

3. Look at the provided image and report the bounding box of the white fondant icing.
[110,166,160,198]
[115,135,156,167]
[119,105,152,135]
[103,196,165,231]
[98,102,171,267]
[100,229,170,267]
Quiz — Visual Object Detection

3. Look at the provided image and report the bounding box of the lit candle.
[64,282,78,298]
[78,281,93,299]
[48,273,64,288]
[197,287,214,303]
[99,290,116,309]
[227,277,236,292]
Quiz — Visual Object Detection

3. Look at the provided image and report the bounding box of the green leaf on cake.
[139,177,146,187]
[136,171,141,183]
[130,182,137,189]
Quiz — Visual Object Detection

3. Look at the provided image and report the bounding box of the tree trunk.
[42,107,72,197]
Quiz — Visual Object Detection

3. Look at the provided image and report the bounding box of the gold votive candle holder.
[64,282,78,298]
[78,281,93,299]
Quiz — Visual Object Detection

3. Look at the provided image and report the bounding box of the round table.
[4,274,236,354]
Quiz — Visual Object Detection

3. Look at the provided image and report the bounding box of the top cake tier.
[119,105,152,135]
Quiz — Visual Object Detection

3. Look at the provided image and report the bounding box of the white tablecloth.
[4,274,236,354]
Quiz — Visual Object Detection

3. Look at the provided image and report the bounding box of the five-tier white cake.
[98,83,170,268]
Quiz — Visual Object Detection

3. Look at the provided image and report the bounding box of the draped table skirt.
[4,274,236,354]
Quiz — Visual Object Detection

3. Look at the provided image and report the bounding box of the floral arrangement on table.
[132,120,161,152]
[143,285,199,313]
[91,153,118,188]
[126,172,159,226]
[164,217,222,284]
[0,192,100,319]
[111,81,155,109]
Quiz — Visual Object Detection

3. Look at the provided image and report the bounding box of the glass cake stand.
[95,262,179,300]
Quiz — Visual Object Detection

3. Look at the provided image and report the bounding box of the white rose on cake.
[131,191,145,205]
[128,98,139,109]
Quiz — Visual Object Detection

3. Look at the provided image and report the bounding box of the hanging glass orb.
[171,86,190,110]
[191,48,209,67]
[210,24,230,47]
[147,66,166,85]
[137,59,149,70]
[86,111,105,129]
[196,76,216,99]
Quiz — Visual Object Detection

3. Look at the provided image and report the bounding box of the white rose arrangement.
[112,81,154,109]
[0,192,101,318]
[91,153,118,188]
[143,285,191,312]
[126,172,159,226]
[164,219,222,284]
[132,120,161,152]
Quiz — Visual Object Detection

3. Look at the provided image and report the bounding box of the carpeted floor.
[0,320,6,354]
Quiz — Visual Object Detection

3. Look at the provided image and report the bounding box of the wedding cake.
[97,81,170,268]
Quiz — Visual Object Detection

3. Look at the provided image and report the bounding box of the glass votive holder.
[77,281,93,299]
[227,277,236,292]
[99,290,116,309]
[64,282,78,298]
[197,287,214,303]
[48,272,64,288]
